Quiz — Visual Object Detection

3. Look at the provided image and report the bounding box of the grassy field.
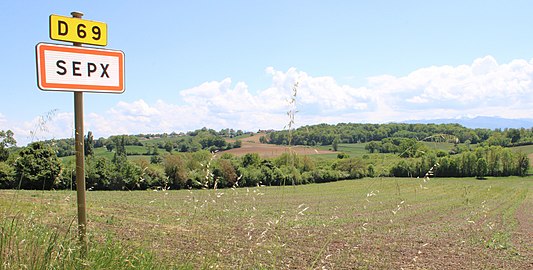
[1,177,532,269]
[61,146,151,163]
[421,141,457,151]
[316,142,456,158]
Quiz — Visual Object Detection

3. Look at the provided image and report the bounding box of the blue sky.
[2,1,533,145]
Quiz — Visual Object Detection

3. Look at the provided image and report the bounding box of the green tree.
[486,133,511,147]
[391,159,414,177]
[95,137,106,148]
[506,128,521,144]
[501,149,513,176]
[0,130,16,162]
[337,152,350,159]
[117,136,127,156]
[238,166,262,186]
[336,157,366,179]
[475,157,488,179]
[367,164,376,177]
[14,142,62,190]
[107,152,142,190]
[332,137,339,151]
[233,139,242,148]
[381,142,397,153]
[164,154,188,189]
[86,156,113,190]
[242,153,261,168]
[133,159,167,189]
[164,141,174,153]
[84,131,94,157]
[105,143,115,152]
[398,139,420,158]
[216,159,238,187]
[365,141,379,153]
[150,152,163,164]
[114,160,142,190]
[487,146,501,176]
[0,161,15,188]
[112,136,127,163]
[461,152,477,177]
[515,152,529,176]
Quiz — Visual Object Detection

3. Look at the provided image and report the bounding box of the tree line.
[390,145,529,179]
[0,128,372,190]
[262,123,533,147]
[47,128,244,158]
[0,126,530,191]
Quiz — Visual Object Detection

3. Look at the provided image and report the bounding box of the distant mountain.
[404,116,533,129]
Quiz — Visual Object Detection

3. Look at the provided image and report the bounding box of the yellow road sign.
[49,14,107,46]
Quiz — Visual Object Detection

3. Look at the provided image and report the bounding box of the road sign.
[36,43,124,93]
[50,14,107,46]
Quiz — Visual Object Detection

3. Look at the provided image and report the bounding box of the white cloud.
[406,96,429,104]
[266,67,372,113]
[368,55,533,119]
[77,68,373,139]
[3,111,74,146]
[5,55,533,145]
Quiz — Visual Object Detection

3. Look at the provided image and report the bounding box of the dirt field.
[2,177,531,269]
[222,133,334,158]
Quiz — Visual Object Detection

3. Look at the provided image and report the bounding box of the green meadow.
[1,176,531,269]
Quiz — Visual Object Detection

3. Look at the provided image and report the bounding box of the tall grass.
[0,214,160,269]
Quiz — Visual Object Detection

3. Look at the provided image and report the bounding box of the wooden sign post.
[35,11,124,253]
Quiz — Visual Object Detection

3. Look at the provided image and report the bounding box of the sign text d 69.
[49,15,107,46]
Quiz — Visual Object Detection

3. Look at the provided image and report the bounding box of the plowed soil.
[222,133,334,158]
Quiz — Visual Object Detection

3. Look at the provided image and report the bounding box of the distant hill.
[404,116,533,129]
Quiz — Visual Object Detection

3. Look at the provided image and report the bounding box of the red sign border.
[36,43,125,93]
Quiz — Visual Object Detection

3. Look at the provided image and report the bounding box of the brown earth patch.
[235,133,266,144]
[222,133,334,158]
[225,132,267,144]
[221,143,333,158]
[514,189,533,267]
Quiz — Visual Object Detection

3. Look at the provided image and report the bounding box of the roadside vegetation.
[0,123,531,191]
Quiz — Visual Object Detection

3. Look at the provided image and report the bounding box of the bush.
[163,155,188,189]
[14,142,62,190]
[150,154,163,164]
[279,165,302,185]
[303,169,342,183]
[238,166,263,186]
[475,157,488,179]
[140,163,167,189]
[242,153,261,168]
[367,164,376,178]
[0,161,15,188]
[214,159,238,188]
[112,159,143,190]
[260,165,284,186]
[335,157,367,179]
[337,152,350,159]
[390,160,415,177]
[86,156,114,190]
